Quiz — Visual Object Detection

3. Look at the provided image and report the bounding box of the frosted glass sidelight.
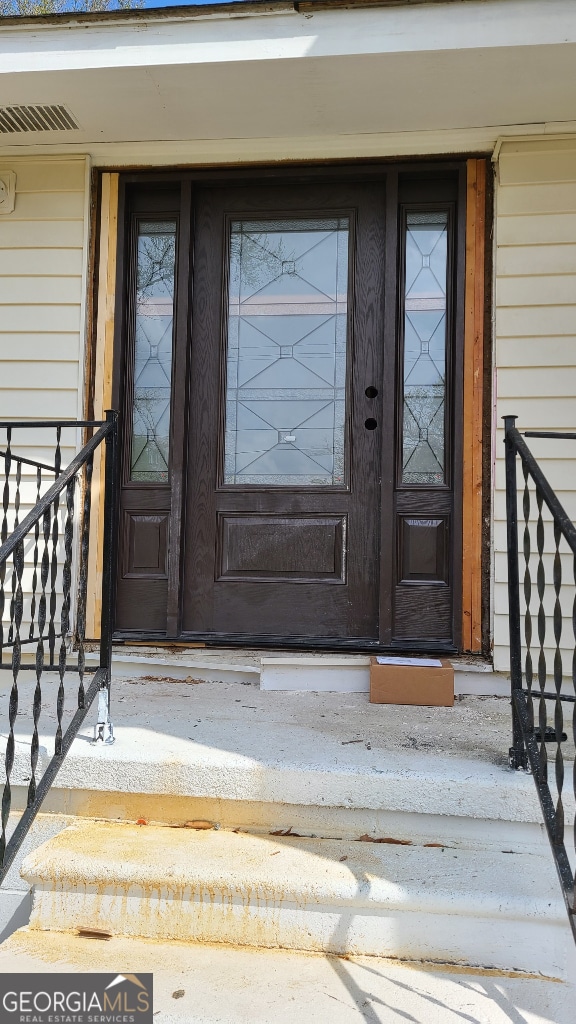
[402,212,448,485]
[224,218,349,486]
[130,220,177,482]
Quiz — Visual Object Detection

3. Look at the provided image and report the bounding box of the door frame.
[87,159,489,654]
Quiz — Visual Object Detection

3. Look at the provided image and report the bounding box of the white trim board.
[85,650,506,696]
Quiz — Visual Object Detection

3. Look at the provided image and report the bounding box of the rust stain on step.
[170,820,216,830]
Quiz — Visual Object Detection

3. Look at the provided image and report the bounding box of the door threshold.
[113,631,458,656]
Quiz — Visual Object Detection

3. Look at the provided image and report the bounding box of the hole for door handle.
[365,418,377,430]
[365,386,378,399]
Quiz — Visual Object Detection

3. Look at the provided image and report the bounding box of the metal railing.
[0,413,117,885]
[504,415,576,942]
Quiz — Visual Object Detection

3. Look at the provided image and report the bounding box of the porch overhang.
[1,0,576,158]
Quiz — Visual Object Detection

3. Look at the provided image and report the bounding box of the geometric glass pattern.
[224,218,349,485]
[402,211,448,485]
[130,220,177,482]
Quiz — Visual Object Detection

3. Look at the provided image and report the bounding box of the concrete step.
[6,677,547,842]
[83,646,506,695]
[5,680,565,956]
[2,928,574,1024]
[21,821,571,977]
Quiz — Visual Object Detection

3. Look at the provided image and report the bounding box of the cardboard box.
[369,656,454,707]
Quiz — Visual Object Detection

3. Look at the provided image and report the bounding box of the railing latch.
[508,746,529,771]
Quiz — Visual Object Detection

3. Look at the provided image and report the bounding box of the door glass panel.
[224,217,349,486]
[402,211,448,485]
[130,220,177,482]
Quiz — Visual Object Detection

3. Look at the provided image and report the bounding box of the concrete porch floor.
[3,671,548,828]
[4,669,573,830]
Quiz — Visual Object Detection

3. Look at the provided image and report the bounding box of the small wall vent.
[0,105,80,133]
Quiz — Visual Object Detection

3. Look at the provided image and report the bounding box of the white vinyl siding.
[0,157,88,424]
[0,157,89,639]
[494,139,576,673]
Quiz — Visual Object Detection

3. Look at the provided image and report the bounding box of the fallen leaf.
[76,928,111,940]
[341,739,364,745]
[357,835,412,845]
[269,827,304,837]
[136,818,148,826]
[172,990,185,1000]
[339,855,348,862]
[140,675,183,683]
[424,843,446,848]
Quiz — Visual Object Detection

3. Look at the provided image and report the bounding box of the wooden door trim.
[86,171,119,639]
[462,158,487,652]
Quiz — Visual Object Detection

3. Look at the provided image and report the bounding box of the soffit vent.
[0,105,80,133]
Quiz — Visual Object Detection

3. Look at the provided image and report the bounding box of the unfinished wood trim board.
[86,172,119,639]
[461,158,486,652]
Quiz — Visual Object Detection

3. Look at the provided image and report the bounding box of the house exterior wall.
[493,138,576,672]
[0,156,90,633]
[2,142,576,669]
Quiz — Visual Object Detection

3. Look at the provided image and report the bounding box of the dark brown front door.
[181,182,385,640]
[114,166,464,650]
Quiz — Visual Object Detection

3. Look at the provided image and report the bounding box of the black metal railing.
[0,413,117,885]
[504,415,576,942]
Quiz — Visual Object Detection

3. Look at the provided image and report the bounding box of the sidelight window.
[130,220,177,482]
[401,211,449,486]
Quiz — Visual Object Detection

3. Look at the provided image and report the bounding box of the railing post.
[94,409,118,744]
[504,415,528,769]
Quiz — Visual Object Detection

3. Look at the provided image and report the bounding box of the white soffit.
[1,0,576,147]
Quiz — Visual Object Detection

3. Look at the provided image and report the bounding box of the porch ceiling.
[1,1,576,149]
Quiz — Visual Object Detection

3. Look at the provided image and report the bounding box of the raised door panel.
[216,513,346,582]
[123,512,169,579]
